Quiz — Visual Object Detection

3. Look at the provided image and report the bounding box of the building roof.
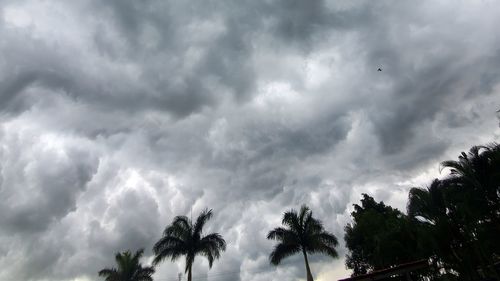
[338,260,429,281]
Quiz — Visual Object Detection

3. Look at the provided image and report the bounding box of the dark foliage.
[344,194,432,279]
[153,209,226,281]
[267,205,339,281]
[409,144,500,280]
[98,249,155,281]
[345,143,500,280]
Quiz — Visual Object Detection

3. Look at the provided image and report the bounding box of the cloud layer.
[1,1,499,280]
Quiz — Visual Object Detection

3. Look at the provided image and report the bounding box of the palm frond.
[152,241,187,265]
[304,213,323,234]
[193,209,213,237]
[440,160,462,175]
[165,216,191,238]
[315,232,339,247]
[267,227,296,242]
[98,268,118,277]
[153,236,186,253]
[135,266,155,281]
[282,209,300,233]
[99,249,153,281]
[132,249,145,269]
[116,251,132,273]
[269,243,301,265]
[200,247,215,268]
[408,187,433,220]
[298,205,311,228]
[199,233,226,252]
[308,242,339,258]
[197,233,226,268]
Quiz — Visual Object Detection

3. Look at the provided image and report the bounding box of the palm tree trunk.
[302,250,314,281]
[187,265,192,281]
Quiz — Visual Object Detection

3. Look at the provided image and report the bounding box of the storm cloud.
[0,0,499,280]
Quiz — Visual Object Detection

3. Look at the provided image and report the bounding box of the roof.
[338,260,430,281]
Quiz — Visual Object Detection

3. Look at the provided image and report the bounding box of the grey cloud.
[105,188,162,255]
[0,128,99,234]
[0,236,63,281]
[1,1,500,281]
[0,17,211,120]
[197,111,352,201]
[354,2,500,156]
[87,0,259,116]
[266,0,337,47]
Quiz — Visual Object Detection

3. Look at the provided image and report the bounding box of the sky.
[0,0,499,280]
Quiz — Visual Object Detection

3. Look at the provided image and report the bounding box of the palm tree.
[153,209,226,281]
[98,249,155,281]
[440,144,500,279]
[440,144,500,224]
[407,179,477,278]
[267,205,339,281]
[408,178,499,280]
[408,179,447,226]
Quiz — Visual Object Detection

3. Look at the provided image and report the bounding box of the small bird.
[377,68,382,72]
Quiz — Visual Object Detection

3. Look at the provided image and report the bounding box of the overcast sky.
[1,0,499,280]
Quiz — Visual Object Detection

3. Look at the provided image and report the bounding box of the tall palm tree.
[98,249,155,281]
[153,209,226,281]
[267,205,339,281]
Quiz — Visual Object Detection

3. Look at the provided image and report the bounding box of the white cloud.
[0,1,499,280]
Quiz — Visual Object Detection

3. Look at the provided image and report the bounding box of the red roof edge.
[338,259,430,281]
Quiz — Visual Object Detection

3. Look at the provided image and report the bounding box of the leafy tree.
[98,249,155,281]
[345,194,431,279]
[153,209,226,281]
[345,143,500,280]
[267,205,339,281]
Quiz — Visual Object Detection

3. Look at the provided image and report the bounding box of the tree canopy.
[346,143,500,280]
[267,205,339,281]
[98,249,155,281]
[344,194,431,278]
[153,209,226,281]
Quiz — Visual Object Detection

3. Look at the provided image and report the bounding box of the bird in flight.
[377,68,382,72]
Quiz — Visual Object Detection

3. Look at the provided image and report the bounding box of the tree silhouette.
[343,142,500,280]
[153,209,226,281]
[267,205,338,281]
[98,249,155,281]
[408,179,477,279]
[405,143,500,279]
[345,194,431,279]
[442,145,500,279]
[441,144,500,227]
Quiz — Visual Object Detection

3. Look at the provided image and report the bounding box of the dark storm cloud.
[0,0,500,281]
[0,131,98,234]
[88,0,260,116]
[0,3,228,119]
[349,1,500,157]
[366,38,500,155]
